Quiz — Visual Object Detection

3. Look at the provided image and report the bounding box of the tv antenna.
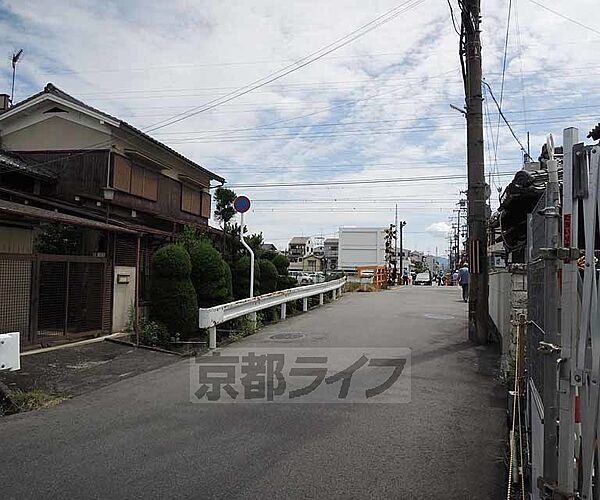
[11,49,23,104]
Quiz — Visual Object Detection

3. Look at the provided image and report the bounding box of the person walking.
[402,268,410,285]
[458,263,470,302]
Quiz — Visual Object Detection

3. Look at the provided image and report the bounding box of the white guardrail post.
[200,278,346,349]
[0,332,20,371]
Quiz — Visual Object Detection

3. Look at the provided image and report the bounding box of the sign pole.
[240,211,254,298]
[234,195,254,299]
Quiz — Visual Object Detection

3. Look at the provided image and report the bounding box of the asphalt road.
[0,286,506,499]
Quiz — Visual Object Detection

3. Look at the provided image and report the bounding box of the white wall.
[338,227,385,270]
[112,266,136,333]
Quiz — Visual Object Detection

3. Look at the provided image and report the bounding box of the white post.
[208,326,217,350]
[240,212,254,298]
[302,297,308,312]
[280,303,287,320]
[319,293,324,305]
[332,289,337,300]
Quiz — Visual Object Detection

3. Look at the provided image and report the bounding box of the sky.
[1,0,600,255]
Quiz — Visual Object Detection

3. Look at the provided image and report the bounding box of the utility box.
[338,227,386,271]
[0,332,20,371]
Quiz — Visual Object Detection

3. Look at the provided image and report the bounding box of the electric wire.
[494,0,513,187]
[481,80,532,160]
[526,0,600,37]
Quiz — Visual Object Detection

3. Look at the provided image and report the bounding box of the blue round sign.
[234,195,251,213]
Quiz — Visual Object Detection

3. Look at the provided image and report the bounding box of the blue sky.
[1,0,600,255]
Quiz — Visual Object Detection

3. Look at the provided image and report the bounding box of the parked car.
[297,273,315,285]
[414,271,432,286]
[313,272,325,283]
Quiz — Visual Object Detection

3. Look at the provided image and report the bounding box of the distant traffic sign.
[234,195,251,213]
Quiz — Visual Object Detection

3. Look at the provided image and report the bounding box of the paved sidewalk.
[0,340,180,398]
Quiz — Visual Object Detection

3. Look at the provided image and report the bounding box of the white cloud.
[426,222,451,237]
[2,0,600,256]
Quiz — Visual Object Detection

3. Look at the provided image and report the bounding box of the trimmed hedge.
[189,240,233,307]
[150,244,198,338]
[258,259,278,294]
[233,256,261,299]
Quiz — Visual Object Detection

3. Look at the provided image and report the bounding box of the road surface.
[0,286,505,499]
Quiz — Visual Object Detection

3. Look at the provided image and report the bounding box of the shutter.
[130,165,144,197]
[143,171,158,201]
[201,191,211,218]
[113,155,131,192]
[181,185,201,215]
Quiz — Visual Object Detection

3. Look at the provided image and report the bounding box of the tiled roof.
[0,149,56,180]
[7,83,224,183]
[289,236,309,245]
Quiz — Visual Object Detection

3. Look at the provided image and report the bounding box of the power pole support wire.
[461,0,489,344]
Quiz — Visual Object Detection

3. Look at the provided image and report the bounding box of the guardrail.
[199,277,346,349]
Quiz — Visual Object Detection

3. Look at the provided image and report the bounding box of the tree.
[232,256,261,299]
[246,232,264,255]
[189,240,233,307]
[258,259,278,294]
[35,223,83,255]
[214,187,237,258]
[149,244,198,338]
[271,253,290,276]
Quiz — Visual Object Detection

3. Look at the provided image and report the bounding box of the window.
[181,184,201,215]
[112,155,158,201]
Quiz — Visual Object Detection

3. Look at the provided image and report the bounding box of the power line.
[447,0,461,35]
[143,0,427,133]
[226,170,514,188]
[527,0,600,37]
[481,80,532,160]
[494,0,512,174]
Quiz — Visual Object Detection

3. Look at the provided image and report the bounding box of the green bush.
[189,240,233,307]
[259,259,278,294]
[150,244,198,338]
[277,275,297,291]
[233,256,261,299]
[139,320,171,348]
[223,261,233,300]
[151,244,192,279]
[271,253,290,275]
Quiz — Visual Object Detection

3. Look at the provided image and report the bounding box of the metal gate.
[0,253,112,344]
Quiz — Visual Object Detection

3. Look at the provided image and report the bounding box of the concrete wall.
[489,267,528,375]
[112,266,136,333]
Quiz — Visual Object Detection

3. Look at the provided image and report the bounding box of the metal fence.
[0,253,112,344]
[526,191,548,401]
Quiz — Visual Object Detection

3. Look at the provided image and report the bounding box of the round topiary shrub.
[150,244,198,338]
[233,256,261,299]
[189,240,233,307]
[258,259,278,294]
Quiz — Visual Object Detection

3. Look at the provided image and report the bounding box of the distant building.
[260,243,278,253]
[302,254,323,272]
[288,236,309,270]
[323,238,339,269]
[305,236,325,257]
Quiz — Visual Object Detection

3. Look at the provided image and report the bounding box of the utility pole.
[399,220,406,280]
[460,0,488,344]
